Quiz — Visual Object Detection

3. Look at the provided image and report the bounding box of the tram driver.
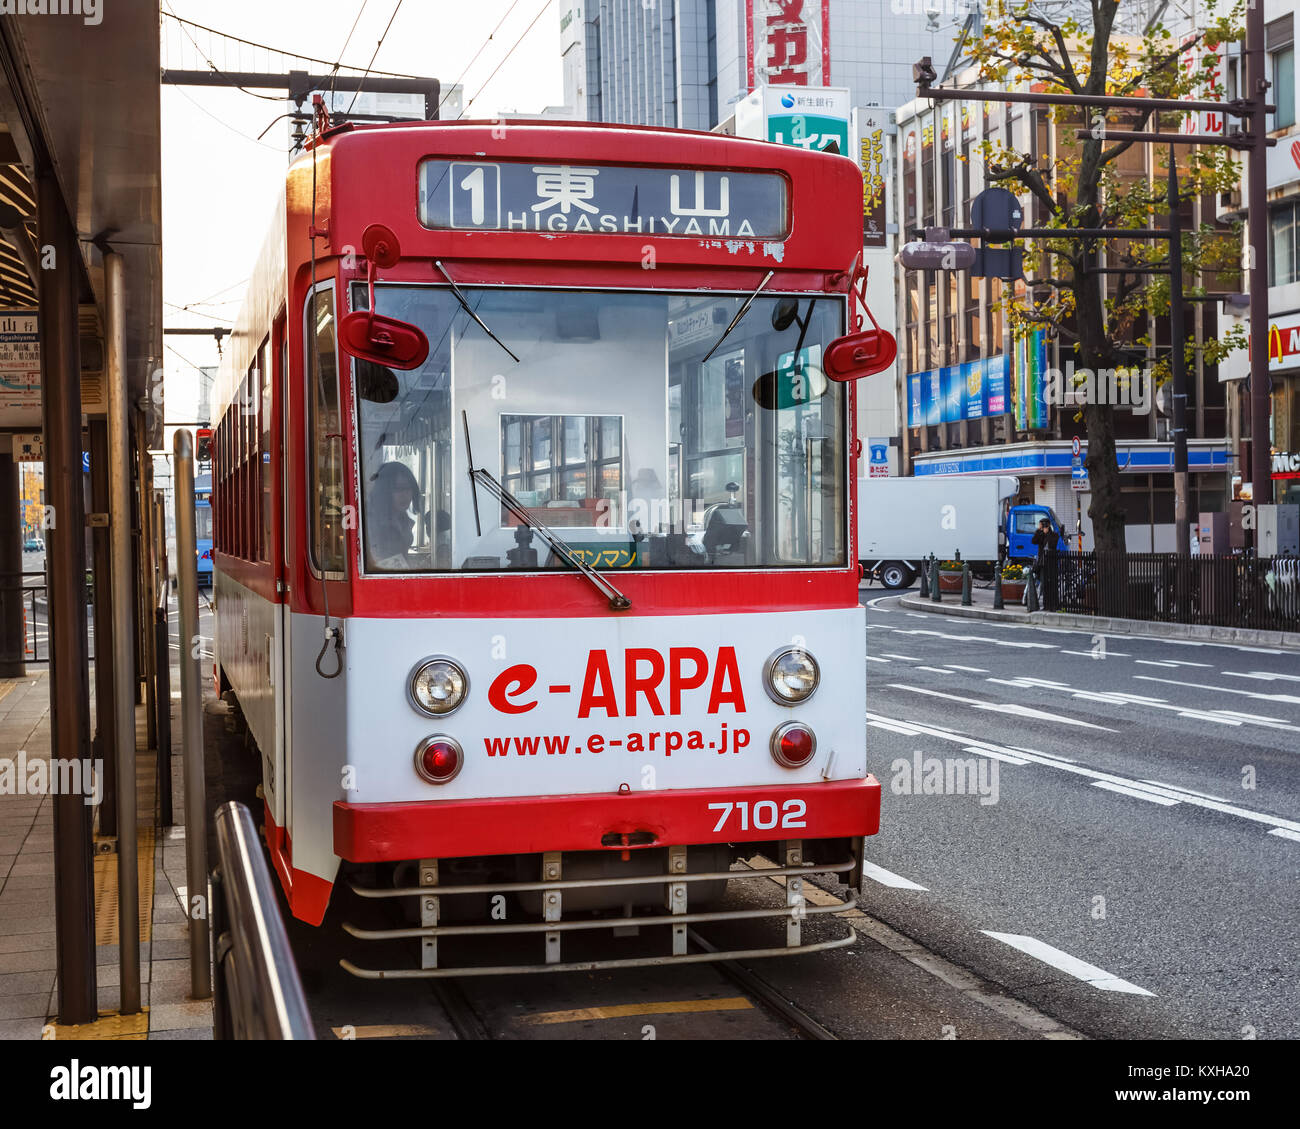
[367,461,423,570]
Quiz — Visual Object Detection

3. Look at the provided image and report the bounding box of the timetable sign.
[418,160,788,240]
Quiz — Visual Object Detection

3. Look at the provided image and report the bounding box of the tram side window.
[259,340,272,563]
[307,289,345,574]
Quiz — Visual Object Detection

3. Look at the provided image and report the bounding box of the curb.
[896,595,1300,651]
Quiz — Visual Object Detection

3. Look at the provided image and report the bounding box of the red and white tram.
[211,114,893,976]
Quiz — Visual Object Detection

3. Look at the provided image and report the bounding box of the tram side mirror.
[822,328,897,382]
[338,222,431,371]
[770,297,800,332]
[354,360,400,404]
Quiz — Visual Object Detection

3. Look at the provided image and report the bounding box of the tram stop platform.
[0,672,213,1039]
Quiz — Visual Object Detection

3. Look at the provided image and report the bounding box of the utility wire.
[460,0,552,119]
[346,0,406,116]
[165,84,283,152]
[328,0,371,102]
[437,0,524,116]
[163,1,287,101]
[161,9,421,78]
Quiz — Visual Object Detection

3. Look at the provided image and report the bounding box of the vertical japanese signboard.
[854,107,886,247]
[1180,35,1225,137]
[0,310,40,412]
[746,0,831,88]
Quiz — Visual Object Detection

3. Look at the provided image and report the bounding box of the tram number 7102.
[708,799,807,833]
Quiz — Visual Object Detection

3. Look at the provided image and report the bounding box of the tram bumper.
[332,776,879,978]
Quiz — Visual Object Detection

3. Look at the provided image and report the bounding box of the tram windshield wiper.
[434,259,520,363]
[701,268,775,363]
[461,411,630,611]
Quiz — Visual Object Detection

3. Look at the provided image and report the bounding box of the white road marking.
[1091,780,1180,806]
[981,932,1156,996]
[865,594,901,610]
[881,653,921,661]
[1133,673,1300,706]
[888,683,1117,731]
[869,720,922,737]
[962,744,1029,765]
[884,627,1057,650]
[1268,828,1300,843]
[1134,660,1178,668]
[866,655,891,663]
[861,861,928,890]
[1139,780,1230,803]
[1060,649,1131,658]
[946,664,990,673]
[864,711,1300,837]
[1224,670,1300,684]
[915,665,953,674]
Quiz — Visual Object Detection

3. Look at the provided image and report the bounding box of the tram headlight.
[762,647,820,705]
[409,657,469,717]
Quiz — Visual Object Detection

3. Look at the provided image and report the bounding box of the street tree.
[962,0,1245,552]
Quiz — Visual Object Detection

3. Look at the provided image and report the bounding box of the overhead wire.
[436,0,524,117]
[328,0,372,103]
[166,83,284,152]
[459,0,553,120]
[345,0,407,116]
[161,8,422,79]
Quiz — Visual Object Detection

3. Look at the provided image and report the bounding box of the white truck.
[857,475,1024,589]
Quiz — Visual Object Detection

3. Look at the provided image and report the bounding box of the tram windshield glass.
[351,285,846,573]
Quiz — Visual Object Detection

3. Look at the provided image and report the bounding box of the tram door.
[271,313,289,831]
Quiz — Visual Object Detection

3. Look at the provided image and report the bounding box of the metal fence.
[0,570,96,664]
[1045,552,1300,631]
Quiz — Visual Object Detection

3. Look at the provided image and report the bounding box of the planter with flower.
[937,559,965,593]
[999,562,1027,602]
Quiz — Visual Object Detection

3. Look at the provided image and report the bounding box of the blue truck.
[859,475,1070,588]
[194,473,213,587]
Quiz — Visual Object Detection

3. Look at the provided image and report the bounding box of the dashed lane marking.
[1139,780,1229,802]
[860,861,929,890]
[1133,673,1300,706]
[946,664,989,673]
[1268,828,1300,843]
[1224,670,1300,684]
[744,859,1083,1039]
[869,719,922,737]
[962,744,1028,765]
[518,998,754,1025]
[866,655,891,663]
[880,653,921,661]
[888,683,1117,731]
[915,666,952,674]
[865,710,1300,839]
[981,932,1155,996]
[880,627,1057,650]
[1091,780,1180,806]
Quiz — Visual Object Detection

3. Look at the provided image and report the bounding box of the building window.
[1274,45,1296,130]
[1271,200,1299,287]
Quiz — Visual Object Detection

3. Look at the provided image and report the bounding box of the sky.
[160,0,565,427]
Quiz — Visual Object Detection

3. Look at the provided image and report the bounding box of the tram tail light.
[770,722,816,768]
[415,736,464,784]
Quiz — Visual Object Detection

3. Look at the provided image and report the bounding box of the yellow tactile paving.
[519,997,754,1025]
[45,1008,150,1041]
[0,680,14,703]
[93,825,156,945]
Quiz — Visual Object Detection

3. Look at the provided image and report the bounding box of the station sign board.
[0,310,40,412]
[418,160,788,240]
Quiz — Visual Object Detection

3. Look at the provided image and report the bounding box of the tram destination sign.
[419,160,788,240]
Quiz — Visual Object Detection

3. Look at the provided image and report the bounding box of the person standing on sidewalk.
[1032,517,1059,611]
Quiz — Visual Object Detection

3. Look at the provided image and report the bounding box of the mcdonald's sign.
[1267,311,1300,371]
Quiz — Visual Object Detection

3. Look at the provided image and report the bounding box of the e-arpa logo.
[50,1061,151,1110]
[0,0,103,26]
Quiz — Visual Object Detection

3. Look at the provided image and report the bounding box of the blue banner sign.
[907,354,1011,427]
[418,160,789,240]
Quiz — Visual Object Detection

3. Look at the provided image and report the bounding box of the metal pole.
[89,420,117,837]
[175,429,212,999]
[0,440,23,677]
[106,250,141,1014]
[1246,1,1273,508]
[1169,150,1190,557]
[39,169,97,1024]
[139,417,156,752]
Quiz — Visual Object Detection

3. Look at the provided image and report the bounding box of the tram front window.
[352,285,846,573]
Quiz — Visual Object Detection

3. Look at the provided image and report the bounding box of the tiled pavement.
[0,672,213,1039]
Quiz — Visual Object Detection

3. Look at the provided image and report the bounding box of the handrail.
[211,802,315,1040]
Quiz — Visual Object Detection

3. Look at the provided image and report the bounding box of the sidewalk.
[891,582,1300,651]
[0,671,213,1039]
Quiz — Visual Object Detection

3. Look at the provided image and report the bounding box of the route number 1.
[449,162,501,229]
[709,799,806,832]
